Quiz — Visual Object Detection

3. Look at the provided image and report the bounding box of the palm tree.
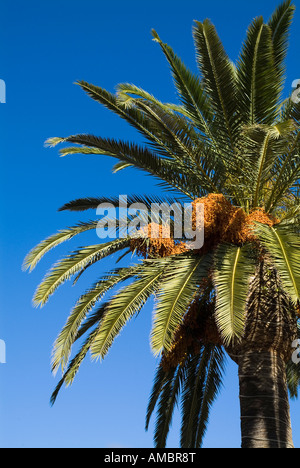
[24,0,300,448]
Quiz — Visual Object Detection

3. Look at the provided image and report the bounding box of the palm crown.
[24,0,300,448]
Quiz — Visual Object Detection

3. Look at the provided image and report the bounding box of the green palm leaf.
[193,19,239,149]
[194,345,225,448]
[50,321,103,405]
[153,363,184,448]
[147,344,225,449]
[58,194,184,212]
[252,124,293,207]
[46,134,200,198]
[145,363,170,432]
[33,238,130,307]
[76,79,218,177]
[213,244,257,345]
[151,30,215,143]
[236,17,280,126]
[180,345,225,448]
[51,265,143,373]
[90,258,172,360]
[254,223,300,302]
[268,0,295,78]
[75,81,178,150]
[151,254,212,354]
[22,220,98,272]
[265,128,300,212]
[180,351,208,448]
[116,82,190,117]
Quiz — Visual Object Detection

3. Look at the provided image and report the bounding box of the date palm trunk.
[227,262,298,448]
[238,350,293,448]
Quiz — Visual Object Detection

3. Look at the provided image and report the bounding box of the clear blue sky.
[0,0,300,449]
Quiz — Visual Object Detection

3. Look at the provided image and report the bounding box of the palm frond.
[180,345,225,448]
[265,130,300,212]
[147,344,225,448]
[194,345,225,448]
[90,258,172,360]
[128,39,235,190]
[22,220,98,272]
[151,30,215,143]
[180,352,207,448]
[151,253,212,355]
[50,322,102,405]
[193,19,239,149]
[145,363,170,432]
[33,238,130,307]
[268,0,295,80]
[278,204,300,227]
[239,122,296,207]
[51,265,143,374]
[58,194,185,212]
[153,363,184,448]
[236,17,281,126]
[213,244,257,346]
[116,82,190,117]
[280,93,300,127]
[254,223,300,302]
[116,84,204,161]
[75,79,217,175]
[75,80,182,150]
[46,134,201,198]
[132,100,225,193]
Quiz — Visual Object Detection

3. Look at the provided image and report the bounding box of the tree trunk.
[238,350,294,448]
[226,261,298,448]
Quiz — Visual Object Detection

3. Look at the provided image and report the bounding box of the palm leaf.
[33,238,130,307]
[51,264,143,373]
[180,345,225,448]
[46,135,200,198]
[76,79,217,176]
[116,82,190,117]
[145,363,170,432]
[147,344,225,448]
[268,0,295,79]
[151,30,215,143]
[153,363,184,448]
[134,101,227,194]
[213,244,257,345]
[254,223,300,302]
[193,19,239,149]
[239,122,295,207]
[58,194,184,212]
[75,81,182,152]
[265,129,300,212]
[151,253,212,354]
[194,345,225,447]
[180,351,208,448]
[50,322,102,405]
[22,220,98,272]
[236,17,280,126]
[90,258,172,360]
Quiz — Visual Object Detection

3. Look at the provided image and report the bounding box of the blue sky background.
[0,0,300,448]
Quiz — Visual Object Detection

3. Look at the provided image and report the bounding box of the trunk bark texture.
[226,262,298,448]
[238,350,293,448]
